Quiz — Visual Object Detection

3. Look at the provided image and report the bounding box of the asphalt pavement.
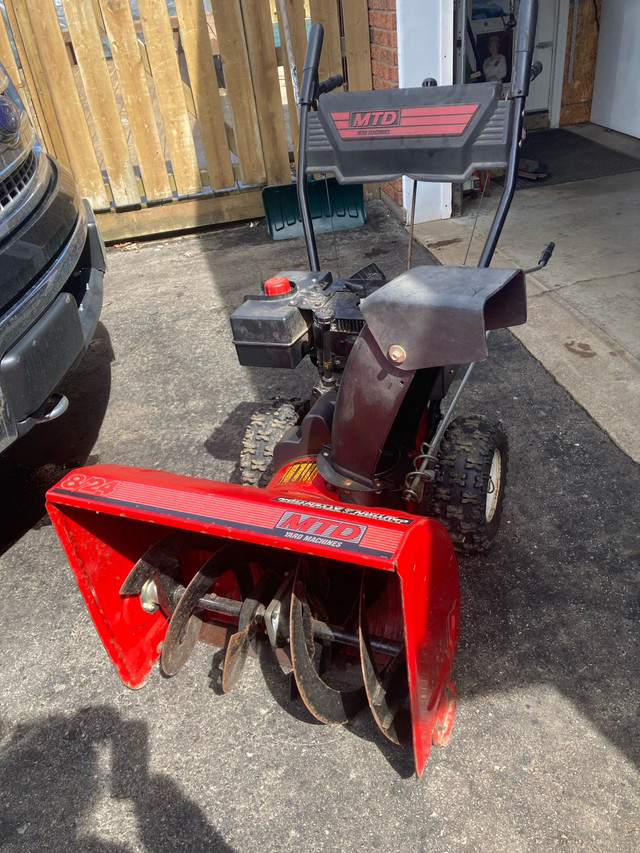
[1,202,638,852]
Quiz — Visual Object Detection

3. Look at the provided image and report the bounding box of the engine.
[230,264,387,392]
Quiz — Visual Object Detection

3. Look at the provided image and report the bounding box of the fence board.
[280,0,308,73]
[240,0,291,186]
[213,0,265,185]
[342,0,372,91]
[278,33,299,155]
[137,0,202,196]
[96,188,264,243]
[5,0,67,162]
[62,0,140,208]
[276,0,308,160]
[18,0,109,208]
[6,0,372,238]
[309,0,342,85]
[0,12,42,133]
[89,0,105,34]
[174,0,235,190]
[0,12,21,94]
[98,0,172,202]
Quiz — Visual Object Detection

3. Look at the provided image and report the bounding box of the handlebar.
[300,24,343,105]
[300,21,323,106]
[510,0,539,97]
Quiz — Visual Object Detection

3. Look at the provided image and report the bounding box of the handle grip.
[300,22,324,105]
[317,73,343,96]
[538,241,555,267]
[529,60,543,82]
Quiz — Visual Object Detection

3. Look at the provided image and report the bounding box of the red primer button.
[264,275,291,295]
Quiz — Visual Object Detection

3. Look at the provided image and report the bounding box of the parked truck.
[0,64,105,453]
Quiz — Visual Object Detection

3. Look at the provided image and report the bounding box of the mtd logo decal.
[350,109,400,130]
[275,510,367,549]
[331,104,480,139]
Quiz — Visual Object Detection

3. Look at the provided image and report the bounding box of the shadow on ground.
[448,330,640,768]
[0,706,234,852]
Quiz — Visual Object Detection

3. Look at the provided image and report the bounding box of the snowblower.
[47,0,544,776]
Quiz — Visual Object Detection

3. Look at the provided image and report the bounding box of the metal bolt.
[388,345,407,364]
[140,578,159,613]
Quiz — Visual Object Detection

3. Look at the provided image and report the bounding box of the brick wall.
[368,0,402,207]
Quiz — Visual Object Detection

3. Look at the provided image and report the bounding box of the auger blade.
[221,571,279,693]
[161,543,238,677]
[119,532,213,599]
[289,566,366,725]
[358,575,412,746]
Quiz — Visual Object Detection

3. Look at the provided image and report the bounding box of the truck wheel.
[428,416,509,554]
[240,398,307,487]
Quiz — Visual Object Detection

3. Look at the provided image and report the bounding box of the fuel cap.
[264,275,291,296]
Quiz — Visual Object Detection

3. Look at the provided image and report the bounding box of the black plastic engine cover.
[306,83,513,183]
[230,270,389,370]
[230,270,331,369]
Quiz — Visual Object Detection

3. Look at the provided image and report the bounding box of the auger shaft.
[146,579,403,658]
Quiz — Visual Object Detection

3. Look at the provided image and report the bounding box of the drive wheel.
[428,416,508,554]
[240,398,307,487]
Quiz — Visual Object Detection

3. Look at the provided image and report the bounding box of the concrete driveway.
[1,203,638,852]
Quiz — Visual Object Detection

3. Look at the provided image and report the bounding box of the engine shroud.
[230,267,386,371]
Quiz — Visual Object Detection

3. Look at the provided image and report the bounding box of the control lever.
[317,73,343,96]
[523,241,555,274]
[530,60,543,82]
[343,280,369,298]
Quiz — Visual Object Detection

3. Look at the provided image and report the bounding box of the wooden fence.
[0,0,372,241]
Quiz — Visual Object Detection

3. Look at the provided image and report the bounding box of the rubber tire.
[240,398,306,488]
[428,415,509,555]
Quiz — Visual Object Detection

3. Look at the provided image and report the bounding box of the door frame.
[549,0,570,127]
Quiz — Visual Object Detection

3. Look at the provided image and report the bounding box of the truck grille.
[0,150,37,211]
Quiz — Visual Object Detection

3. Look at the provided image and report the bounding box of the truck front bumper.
[0,198,105,452]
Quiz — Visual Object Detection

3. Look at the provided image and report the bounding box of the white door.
[524,0,557,112]
[591,0,640,138]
